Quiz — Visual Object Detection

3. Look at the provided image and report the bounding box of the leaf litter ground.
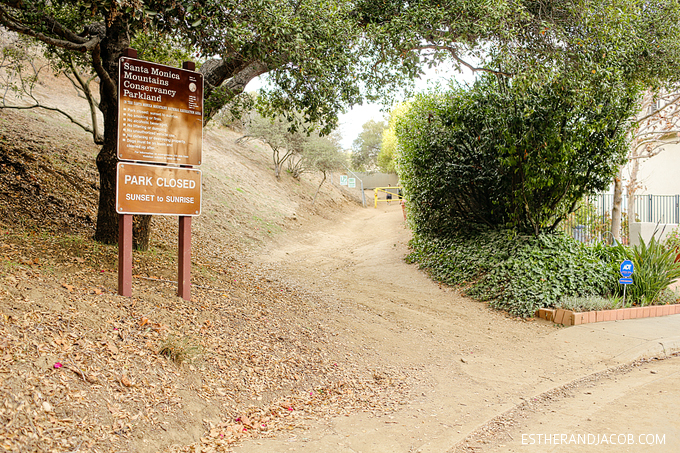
[0,109,413,452]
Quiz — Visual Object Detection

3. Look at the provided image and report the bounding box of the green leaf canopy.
[396,75,638,237]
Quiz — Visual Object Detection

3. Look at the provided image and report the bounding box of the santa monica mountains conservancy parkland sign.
[117,57,203,165]
[116,56,203,217]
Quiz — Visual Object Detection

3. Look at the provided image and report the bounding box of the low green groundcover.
[406,230,616,317]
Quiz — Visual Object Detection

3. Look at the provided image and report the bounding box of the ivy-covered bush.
[395,75,637,237]
[407,230,680,317]
[406,230,616,317]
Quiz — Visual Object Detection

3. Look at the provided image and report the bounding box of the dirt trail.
[233,201,665,453]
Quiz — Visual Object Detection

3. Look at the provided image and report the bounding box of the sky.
[336,65,468,149]
[244,64,477,150]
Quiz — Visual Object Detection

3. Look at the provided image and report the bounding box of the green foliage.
[287,132,346,180]
[131,27,194,68]
[301,132,347,175]
[378,103,409,173]
[214,92,256,132]
[246,110,306,179]
[492,1,680,91]
[0,35,42,100]
[657,288,680,305]
[395,75,636,237]
[406,230,614,317]
[246,108,345,180]
[351,119,386,171]
[662,226,680,252]
[377,128,396,173]
[159,334,202,365]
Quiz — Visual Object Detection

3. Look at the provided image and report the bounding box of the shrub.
[407,230,614,317]
[395,75,636,237]
[663,226,680,252]
[611,236,680,306]
[657,288,679,305]
[557,295,620,312]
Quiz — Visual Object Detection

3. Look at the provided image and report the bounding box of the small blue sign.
[620,260,634,277]
[619,277,633,285]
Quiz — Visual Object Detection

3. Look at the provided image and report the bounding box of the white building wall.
[627,143,680,195]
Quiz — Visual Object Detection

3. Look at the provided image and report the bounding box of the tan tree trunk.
[611,168,624,243]
[626,154,641,225]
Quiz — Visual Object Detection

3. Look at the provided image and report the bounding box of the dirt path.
[235,202,678,453]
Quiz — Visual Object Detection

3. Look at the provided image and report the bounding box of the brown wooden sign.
[116,163,201,216]
[118,57,203,166]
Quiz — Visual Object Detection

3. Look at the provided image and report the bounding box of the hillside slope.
[0,81,395,453]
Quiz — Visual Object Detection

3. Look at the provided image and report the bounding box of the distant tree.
[303,133,347,205]
[286,134,341,181]
[378,103,410,173]
[245,109,346,198]
[377,129,396,174]
[351,119,385,171]
[244,111,307,180]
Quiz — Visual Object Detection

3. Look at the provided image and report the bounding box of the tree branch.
[68,57,103,144]
[202,59,269,124]
[0,5,100,52]
[413,44,514,77]
[91,43,116,102]
[0,102,101,141]
[635,92,680,123]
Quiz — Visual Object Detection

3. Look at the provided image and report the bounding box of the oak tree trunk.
[92,22,152,249]
[133,215,152,251]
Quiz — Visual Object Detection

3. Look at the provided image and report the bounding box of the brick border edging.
[537,304,680,326]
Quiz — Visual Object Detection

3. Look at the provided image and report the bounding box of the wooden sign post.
[116,48,203,300]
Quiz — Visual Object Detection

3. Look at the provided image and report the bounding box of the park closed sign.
[115,56,203,216]
[116,163,201,216]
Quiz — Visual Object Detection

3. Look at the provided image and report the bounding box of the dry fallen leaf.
[106,342,119,355]
[61,283,74,292]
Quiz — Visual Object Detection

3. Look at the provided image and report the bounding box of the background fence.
[559,194,680,244]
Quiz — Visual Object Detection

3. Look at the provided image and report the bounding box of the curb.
[609,336,680,363]
[537,304,680,326]
[448,351,680,453]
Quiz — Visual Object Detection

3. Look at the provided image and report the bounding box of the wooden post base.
[178,216,191,300]
[118,214,133,297]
